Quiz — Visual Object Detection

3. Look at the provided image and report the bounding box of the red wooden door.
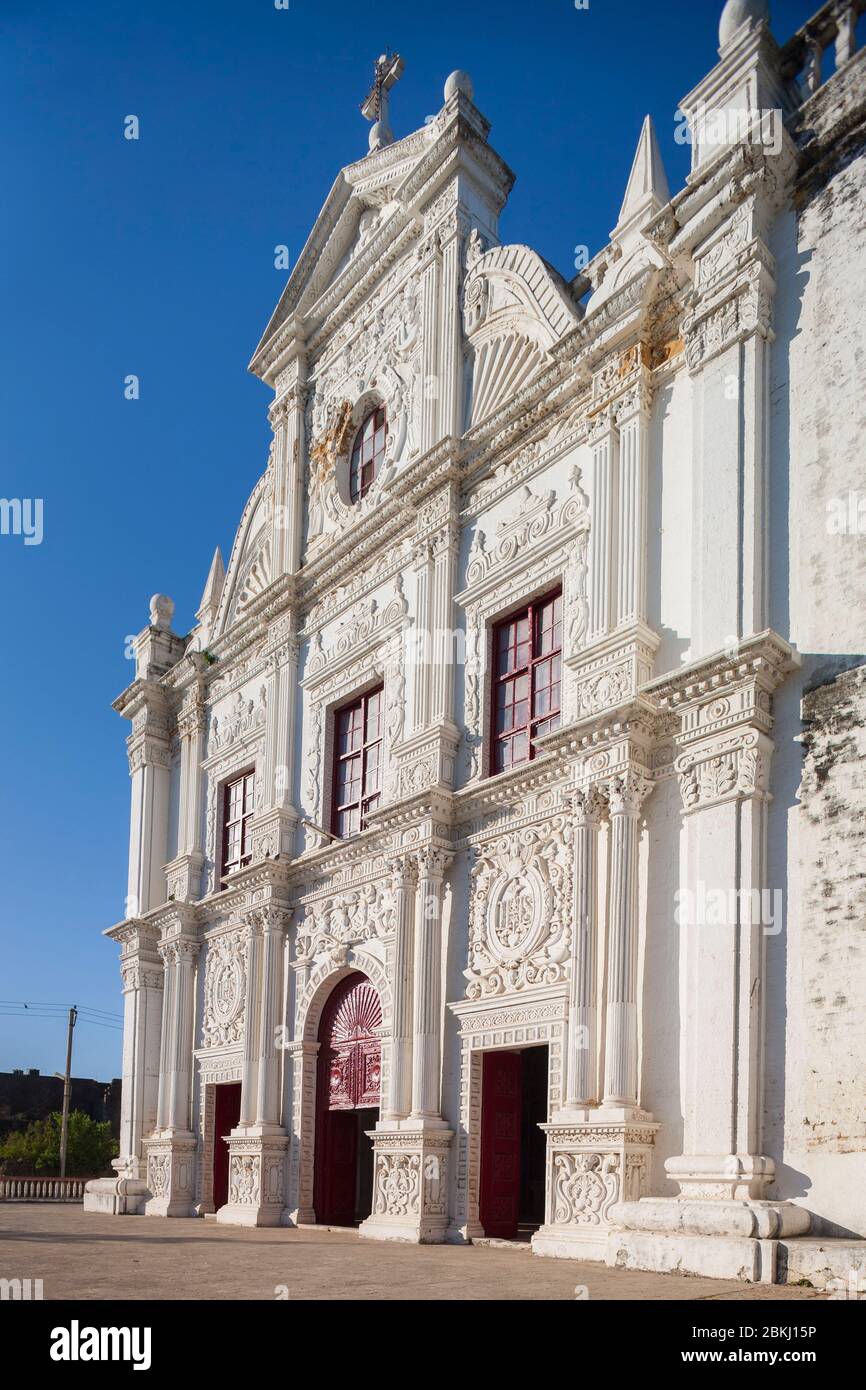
[479,1050,523,1238]
[212,1081,241,1211]
[314,973,381,1226]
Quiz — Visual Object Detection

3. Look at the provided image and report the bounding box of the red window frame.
[349,406,387,502]
[221,769,255,877]
[331,686,383,839]
[490,589,562,774]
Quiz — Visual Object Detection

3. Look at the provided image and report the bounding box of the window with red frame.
[222,770,255,877]
[332,686,383,838]
[349,406,387,502]
[492,590,562,773]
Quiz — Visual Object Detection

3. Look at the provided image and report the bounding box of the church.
[86,0,866,1286]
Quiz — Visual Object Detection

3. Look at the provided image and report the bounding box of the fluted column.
[602,773,649,1109]
[411,541,433,733]
[269,371,307,580]
[177,691,206,858]
[615,376,650,630]
[155,942,176,1131]
[167,939,199,1132]
[255,908,289,1129]
[564,787,605,1109]
[239,919,263,1128]
[384,855,418,1121]
[410,848,448,1120]
[115,925,163,1178]
[587,411,619,642]
[430,515,459,727]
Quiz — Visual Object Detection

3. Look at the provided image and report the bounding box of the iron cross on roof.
[361,52,405,151]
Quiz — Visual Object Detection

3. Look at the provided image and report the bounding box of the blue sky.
[0,0,818,1079]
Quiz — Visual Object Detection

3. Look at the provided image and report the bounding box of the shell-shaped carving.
[320,973,382,1047]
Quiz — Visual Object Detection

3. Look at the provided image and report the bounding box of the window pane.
[511,730,529,764]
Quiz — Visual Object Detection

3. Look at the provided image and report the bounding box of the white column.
[167,939,199,1133]
[587,413,619,642]
[255,908,289,1128]
[602,774,648,1110]
[410,849,448,1120]
[430,514,459,726]
[269,372,307,580]
[239,920,263,1128]
[384,856,417,1122]
[155,944,175,1131]
[412,541,434,733]
[116,926,162,1177]
[418,232,442,452]
[178,693,205,857]
[615,382,650,629]
[126,699,171,917]
[564,788,604,1109]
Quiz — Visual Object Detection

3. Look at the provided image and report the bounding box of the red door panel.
[212,1081,242,1211]
[314,973,382,1225]
[479,1050,523,1239]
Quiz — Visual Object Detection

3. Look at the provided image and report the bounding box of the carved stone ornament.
[465,818,572,998]
[552,1152,620,1227]
[305,270,423,545]
[201,931,246,1048]
[296,880,397,962]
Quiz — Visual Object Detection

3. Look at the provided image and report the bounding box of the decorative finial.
[149,594,175,631]
[444,70,473,102]
[361,52,405,152]
[719,0,770,50]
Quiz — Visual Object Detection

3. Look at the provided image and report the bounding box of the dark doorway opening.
[212,1081,242,1211]
[479,1044,548,1239]
[313,972,381,1226]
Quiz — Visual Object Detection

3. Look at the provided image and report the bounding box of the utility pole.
[58,1006,78,1179]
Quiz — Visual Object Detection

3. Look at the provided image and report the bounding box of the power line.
[0,1000,122,1021]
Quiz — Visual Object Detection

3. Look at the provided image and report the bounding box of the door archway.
[313,971,382,1226]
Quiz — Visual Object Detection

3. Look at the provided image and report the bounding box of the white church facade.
[86,0,866,1285]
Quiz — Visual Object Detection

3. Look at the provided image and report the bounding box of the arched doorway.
[313,971,382,1226]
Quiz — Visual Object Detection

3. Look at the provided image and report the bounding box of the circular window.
[349,405,387,502]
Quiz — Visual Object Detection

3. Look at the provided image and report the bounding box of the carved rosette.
[465,818,572,999]
[201,931,246,1048]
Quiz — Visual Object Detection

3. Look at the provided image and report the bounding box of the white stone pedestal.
[359,1125,453,1245]
[606,1195,811,1284]
[532,1110,658,1262]
[142,1132,197,1217]
[215,1132,289,1228]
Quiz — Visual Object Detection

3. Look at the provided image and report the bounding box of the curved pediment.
[463,243,582,429]
[214,468,273,637]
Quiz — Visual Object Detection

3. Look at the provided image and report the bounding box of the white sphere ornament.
[444,70,474,103]
[719,0,770,48]
[368,119,392,151]
[149,594,175,630]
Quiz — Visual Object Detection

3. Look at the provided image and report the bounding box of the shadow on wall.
[767,653,866,1240]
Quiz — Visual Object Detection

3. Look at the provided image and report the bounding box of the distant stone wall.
[0,1073,121,1141]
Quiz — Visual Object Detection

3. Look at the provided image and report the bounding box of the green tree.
[0,1111,117,1177]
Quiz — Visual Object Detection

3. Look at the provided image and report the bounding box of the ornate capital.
[570,786,606,827]
[387,854,419,889]
[416,847,450,880]
[607,771,653,817]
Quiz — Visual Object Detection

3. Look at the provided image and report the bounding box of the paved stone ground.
[0,1205,827,1301]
